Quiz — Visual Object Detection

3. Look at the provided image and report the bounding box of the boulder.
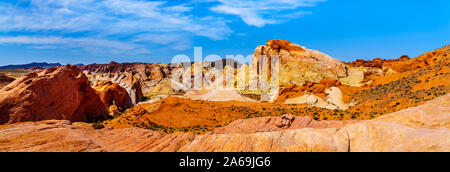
[0,65,108,124]
[277,114,295,129]
[93,81,131,112]
[252,40,348,87]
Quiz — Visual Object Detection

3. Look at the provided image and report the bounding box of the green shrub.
[92,122,105,130]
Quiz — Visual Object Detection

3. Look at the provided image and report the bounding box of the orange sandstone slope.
[344,45,450,115]
[0,93,448,152]
[278,44,449,115]
[105,96,358,134]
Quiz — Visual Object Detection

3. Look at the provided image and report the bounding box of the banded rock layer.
[0,94,448,152]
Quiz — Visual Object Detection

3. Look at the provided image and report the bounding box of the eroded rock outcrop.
[80,62,171,98]
[253,40,348,87]
[0,65,108,124]
[345,56,410,69]
[93,81,131,112]
[275,79,349,110]
[277,79,342,102]
[0,73,15,87]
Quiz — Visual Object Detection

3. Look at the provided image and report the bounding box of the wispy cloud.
[0,0,232,53]
[0,0,325,55]
[0,36,145,54]
[208,0,326,27]
[132,33,193,51]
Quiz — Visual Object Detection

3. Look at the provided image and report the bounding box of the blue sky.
[0,0,449,65]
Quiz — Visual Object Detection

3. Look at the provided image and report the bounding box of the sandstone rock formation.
[75,40,368,100]
[345,45,449,83]
[253,40,348,87]
[213,115,359,134]
[345,56,410,69]
[277,79,342,102]
[0,73,15,87]
[0,65,108,124]
[200,89,257,102]
[275,79,349,110]
[79,62,167,103]
[375,92,450,129]
[338,67,367,86]
[122,74,145,105]
[30,65,43,71]
[93,81,131,112]
[87,71,145,105]
[343,44,450,116]
[170,60,243,92]
[0,93,448,152]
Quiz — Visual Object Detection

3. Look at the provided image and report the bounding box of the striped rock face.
[0,65,108,124]
[252,40,348,87]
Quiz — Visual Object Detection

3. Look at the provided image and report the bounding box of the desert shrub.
[92,122,105,130]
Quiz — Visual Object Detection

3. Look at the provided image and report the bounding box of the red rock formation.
[78,62,172,82]
[123,74,145,105]
[78,62,172,101]
[345,45,449,73]
[0,65,108,124]
[93,81,131,112]
[345,57,410,69]
[385,45,449,73]
[78,61,143,73]
[30,65,43,70]
[0,73,15,84]
[276,79,342,103]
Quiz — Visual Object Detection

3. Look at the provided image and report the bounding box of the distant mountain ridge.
[0,62,62,69]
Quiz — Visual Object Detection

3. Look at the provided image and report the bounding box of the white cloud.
[132,33,193,51]
[0,36,141,53]
[0,0,232,53]
[0,0,326,55]
[209,0,326,27]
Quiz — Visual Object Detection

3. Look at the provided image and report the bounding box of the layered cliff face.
[253,40,349,87]
[0,93,448,152]
[0,65,108,124]
[76,40,360,102]
[77,40,357,100]
[80,62,169,103]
